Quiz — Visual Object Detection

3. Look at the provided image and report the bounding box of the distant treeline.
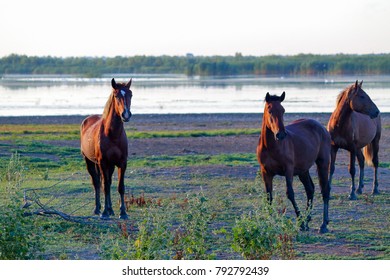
[1,53,390,77]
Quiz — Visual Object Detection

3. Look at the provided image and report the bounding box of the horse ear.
[280,91,285,102]
[359,80,363,88]
[111,78,118,90]
[265,92,271,102]
[355,80,359,89]
[125,78,132,89]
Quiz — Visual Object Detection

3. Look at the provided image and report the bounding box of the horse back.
[259,118,330,176]
[288,118,330,143]
[287,119,331,167]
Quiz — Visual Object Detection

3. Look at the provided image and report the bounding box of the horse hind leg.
[369,136,380,195]
[356,149,365,195]
[118,165,129,220]
[348,150,358,200]
[316,156,330,234]
[85,158,101,215]
[329,145,338,193]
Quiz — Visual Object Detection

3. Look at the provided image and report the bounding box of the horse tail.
[363,143,374,167]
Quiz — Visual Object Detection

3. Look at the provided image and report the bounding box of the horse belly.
[288,123,324,173]
[356,114,377,148]
[80,126,100,164]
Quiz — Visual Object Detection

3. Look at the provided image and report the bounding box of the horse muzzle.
[369,109,380,119]
[121,110,132,122]
[275,130,287,141]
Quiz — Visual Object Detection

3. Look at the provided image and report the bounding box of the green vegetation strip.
[0,124,259,141]
[129,153,257,168]
[129,128,259,139]
[2,53,390,76]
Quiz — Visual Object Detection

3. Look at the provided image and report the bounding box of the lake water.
[1,74,390,116]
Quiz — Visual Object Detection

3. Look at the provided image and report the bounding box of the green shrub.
[100,191,215,260]
[0,152,44,259]
[173,191,215,260]
[232,194,299,260]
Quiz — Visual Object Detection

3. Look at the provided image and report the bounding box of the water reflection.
[0,74,389,116]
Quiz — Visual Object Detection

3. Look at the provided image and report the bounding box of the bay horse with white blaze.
[80,78,132,219]
[327,81,381,200]
[257,92,331,233]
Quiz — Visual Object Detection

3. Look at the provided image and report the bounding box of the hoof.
[356,188,363,195]
[372,189,380,195]
[348,193,358,200]
[100,211,110,220]
[300,223,309,232]
[318,225,329,234]
[120,213,129,220]
[93,209,101,215]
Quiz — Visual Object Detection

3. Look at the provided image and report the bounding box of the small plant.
[232,192,299,260]
[99,190,216,260]
[132,204,173,260]
[100,202,174,260]
[5,151,24,184]
[173,191,216,260]
[0,152,44,259]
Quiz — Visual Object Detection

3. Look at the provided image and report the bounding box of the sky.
[0,0,389,57]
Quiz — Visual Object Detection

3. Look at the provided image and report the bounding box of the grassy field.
[0,115,389,260]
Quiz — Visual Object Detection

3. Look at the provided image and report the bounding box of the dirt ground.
[1,112,389,194]
[1,113,389,259]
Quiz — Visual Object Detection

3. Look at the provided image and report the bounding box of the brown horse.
[257,92,331,233]
[80,78,132,219]
[327,81,381,200]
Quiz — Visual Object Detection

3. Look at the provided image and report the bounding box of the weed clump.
[100,191,215,260]
[0,152,44,259]
[232,194,299,260]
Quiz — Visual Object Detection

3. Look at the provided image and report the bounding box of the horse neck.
[260,114,278,149]
[102,95,124,137]
[330,92,353,128]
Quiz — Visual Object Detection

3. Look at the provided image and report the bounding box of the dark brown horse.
[80,78,132,219]
[257,92,331,233]
[327,81,381,200]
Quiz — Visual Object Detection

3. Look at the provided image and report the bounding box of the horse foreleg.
[348,150,358,200]
[356,149,365,194]
[261,169,274,203]
[298,172,314,228]
[285,173,302,228]
[100,163,115,219]
[118,165,128,220]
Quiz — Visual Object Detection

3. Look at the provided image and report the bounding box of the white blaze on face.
[120,89,131,120]
[120,90,127,107]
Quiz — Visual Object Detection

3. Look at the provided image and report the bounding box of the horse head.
[111,78,132,122]
[349,80,379,119]
[264,91,287,141]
